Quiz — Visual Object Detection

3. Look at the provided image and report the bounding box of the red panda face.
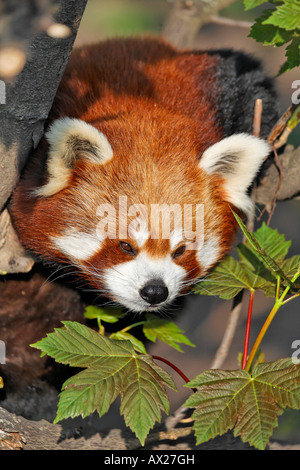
[11,115,270,313]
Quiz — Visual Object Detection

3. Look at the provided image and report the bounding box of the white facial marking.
[50,229,101,260]
[170,228,184,251]
[128,217,149,247]
[103,252,186,312]
[197,235,221,273]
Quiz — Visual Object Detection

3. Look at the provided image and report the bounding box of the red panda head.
[12,114,270,312]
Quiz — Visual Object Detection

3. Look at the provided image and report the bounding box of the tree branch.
[162,0,237,48]
[0,0,87,272]
[254,145,300,207]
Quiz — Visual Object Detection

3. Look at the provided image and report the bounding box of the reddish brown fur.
[11,37,238,296]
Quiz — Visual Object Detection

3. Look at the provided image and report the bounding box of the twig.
[162,0,237,48]
[265,145,283,225]
[241,289,254,369]
[210,15,253,29]
[210,99,263,370]
[128,426,193,450]
[152,355,196,391]
[254,145,300,205]
[210,291,244,369]
[165,406,190,431]
[252,99,263,138]
[257,110,286,224]
[258,104,299,221]
[267,104,298,147]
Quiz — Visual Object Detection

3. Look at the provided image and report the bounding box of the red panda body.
[11,37,279,312]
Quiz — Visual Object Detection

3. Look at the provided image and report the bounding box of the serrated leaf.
[281,255,300,291]
[236,223,291,296]
[31,321,131,367]
[233,212,294,288]
[249,9,294,46]
[279,37,300,73]
[84,305,125,323]
[193,255,253,299]
[31,321,176,445]
[194,219,300,299]
[184,358,300,450]
[246,2,300,73]
[110,331,147,354]
[142,313,195,352]
[263,0,300,31]
[237,244,276,296]
[54,366,123,422]
[119,355,176,442]
[251,223,291,261]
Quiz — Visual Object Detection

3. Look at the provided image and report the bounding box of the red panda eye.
[172,245,186,259]
[119,241,136,256]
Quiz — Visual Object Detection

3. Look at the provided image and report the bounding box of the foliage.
[193,216,300,300]
[32,216,300,449]
[244,0,300,73]
[185,358,300,450]
[32,321,176,445]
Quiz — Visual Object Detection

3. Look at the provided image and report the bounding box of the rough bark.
[0,0,87,272]
[0,404,299,450]
[255,145,300,205]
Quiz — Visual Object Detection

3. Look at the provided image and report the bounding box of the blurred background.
[69,0,300,442]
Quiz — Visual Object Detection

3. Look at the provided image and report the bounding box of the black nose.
[139,279,169,305]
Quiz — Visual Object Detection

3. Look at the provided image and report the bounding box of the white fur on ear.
[199,133,270,214]
[35,118,113,197]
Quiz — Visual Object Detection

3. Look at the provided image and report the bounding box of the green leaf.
[31,321,176,445]
[250,16,294,46]
[236,222,292,296]
[263,0,300,31]
[237,243,276,294]
[281,255,300,291]
[31,320,130,367]
[243,0,267,11]
[194,219,300,299]
[233,212,294,288]
[84,305,125,323]
[184,358,300,450]
[142,313,195,352]
[193,255,253,299]
[249,223,291,261]
[279,37,300,73]
[110,331,147,354]
[245,1,300,73]
[244,0,284,10]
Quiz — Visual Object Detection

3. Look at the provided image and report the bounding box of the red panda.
[10,37,279,313]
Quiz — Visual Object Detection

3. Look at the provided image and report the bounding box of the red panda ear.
[199,133,270,215]
[34,118,113,197]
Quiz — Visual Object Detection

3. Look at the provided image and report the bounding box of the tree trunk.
[0,0,87,273]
